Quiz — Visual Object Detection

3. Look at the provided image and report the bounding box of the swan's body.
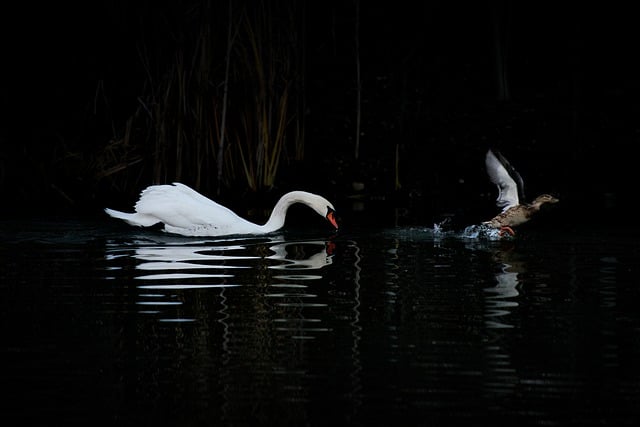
[105,182,338,237]
[483,149,558,235]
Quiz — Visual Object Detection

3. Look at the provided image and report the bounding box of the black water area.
[2,216,639,426]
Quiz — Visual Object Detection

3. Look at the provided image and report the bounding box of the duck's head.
[531,194,559,208]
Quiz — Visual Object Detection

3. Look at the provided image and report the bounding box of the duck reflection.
[484,244,523,329]
[474,242,525,400]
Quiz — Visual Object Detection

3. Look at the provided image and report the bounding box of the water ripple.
[104,235,335,328]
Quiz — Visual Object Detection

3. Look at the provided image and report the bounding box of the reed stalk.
[233,1,300,191]
[94,1,305,197]
[354,0,362,160]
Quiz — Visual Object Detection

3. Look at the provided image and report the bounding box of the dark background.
[1,2,637,228]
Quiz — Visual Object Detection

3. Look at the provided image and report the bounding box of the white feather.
[485,149,520,212]
[105,182,337,237]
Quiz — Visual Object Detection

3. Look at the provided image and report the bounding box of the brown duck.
[483,149,559,236]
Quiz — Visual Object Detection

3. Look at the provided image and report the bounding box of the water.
[2,217,640,426]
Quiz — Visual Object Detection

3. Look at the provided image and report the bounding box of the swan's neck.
[261,192,309,233]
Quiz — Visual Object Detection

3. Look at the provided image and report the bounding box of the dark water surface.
[2,217,640,426]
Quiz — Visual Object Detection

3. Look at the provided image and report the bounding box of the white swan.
[105,182,339,237]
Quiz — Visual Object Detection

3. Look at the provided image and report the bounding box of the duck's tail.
[104,208,159,227]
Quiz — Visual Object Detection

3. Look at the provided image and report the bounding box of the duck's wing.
[485,149,523,212]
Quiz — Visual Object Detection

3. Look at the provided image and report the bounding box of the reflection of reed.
[597,256,618,369]
[321,239,363,419]
[214,238,335,422]
[219,286,232,422]
[348,239,363,416]
[598,256,617,309]
[265,240,334,339]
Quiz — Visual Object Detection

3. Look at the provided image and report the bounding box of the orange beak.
[326,209,338,230]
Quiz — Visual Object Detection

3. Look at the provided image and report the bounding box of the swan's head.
[312,197,338,230]
[289,191,338,230]
[326,206,339,230]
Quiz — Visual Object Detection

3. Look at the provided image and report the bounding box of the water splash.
[460,224,506,240]
[432,218,508,241]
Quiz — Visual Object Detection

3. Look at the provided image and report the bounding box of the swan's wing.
[170,183,240,217]
[485,149,522,211]
[135,183,256,230]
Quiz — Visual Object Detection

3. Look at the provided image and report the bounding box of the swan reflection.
[133,244,254,281]
[268,240,334,271]
[105,235,335,324]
